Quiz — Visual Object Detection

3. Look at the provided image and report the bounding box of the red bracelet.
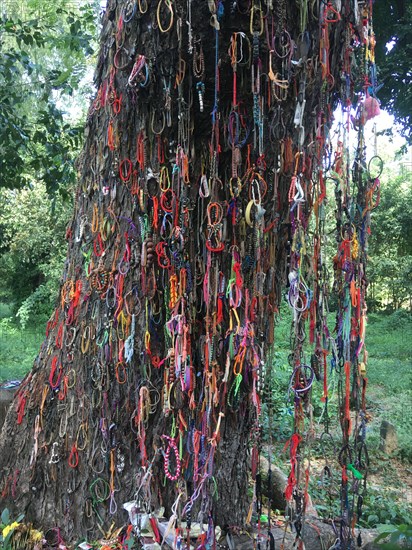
[68,444,79,468]
[119,158,133,182]
[205,240,224,253]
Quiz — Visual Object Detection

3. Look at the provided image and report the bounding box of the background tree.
[0,0,99,322]
[374,1,412,145]
[0,184,71,322]
[0,0,98,194]
[0,0,376,547]
[368,165,412,310]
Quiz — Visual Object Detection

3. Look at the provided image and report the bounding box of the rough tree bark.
[0,0,361,544]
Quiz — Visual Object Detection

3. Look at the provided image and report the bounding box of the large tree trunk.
[0,0,365,545]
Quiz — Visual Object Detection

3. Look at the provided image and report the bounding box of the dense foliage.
[0,0,98,195]
[374,1,412,145]
[0,184,71,324]
[368,155,412,310]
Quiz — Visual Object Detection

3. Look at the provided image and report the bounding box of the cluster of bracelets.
[0,0,381,548]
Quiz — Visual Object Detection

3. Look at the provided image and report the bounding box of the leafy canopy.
[374,1,412,144]
[0,0,99,195]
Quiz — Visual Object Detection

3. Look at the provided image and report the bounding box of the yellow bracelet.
[245,199,256,227]
[157,0,174,33]
[159,166,170,191]
[250,3,264,36]
[138,0,148,14]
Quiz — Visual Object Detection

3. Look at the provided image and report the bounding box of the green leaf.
[22,34,33,45]
[4,530,14,546]
[52,70,71,86]
[375,532,391,543]
[1,508,10,525]
[368,514,379,526]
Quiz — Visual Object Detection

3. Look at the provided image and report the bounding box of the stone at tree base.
[300,517,337,549]
[222,521,379,549]
[361,535,381,550]
[259,456,318,517]
[302,494,318,518]
[379,420,398,454]
[259,456,288,511]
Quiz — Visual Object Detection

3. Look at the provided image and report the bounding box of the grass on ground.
[0,304,45,382]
